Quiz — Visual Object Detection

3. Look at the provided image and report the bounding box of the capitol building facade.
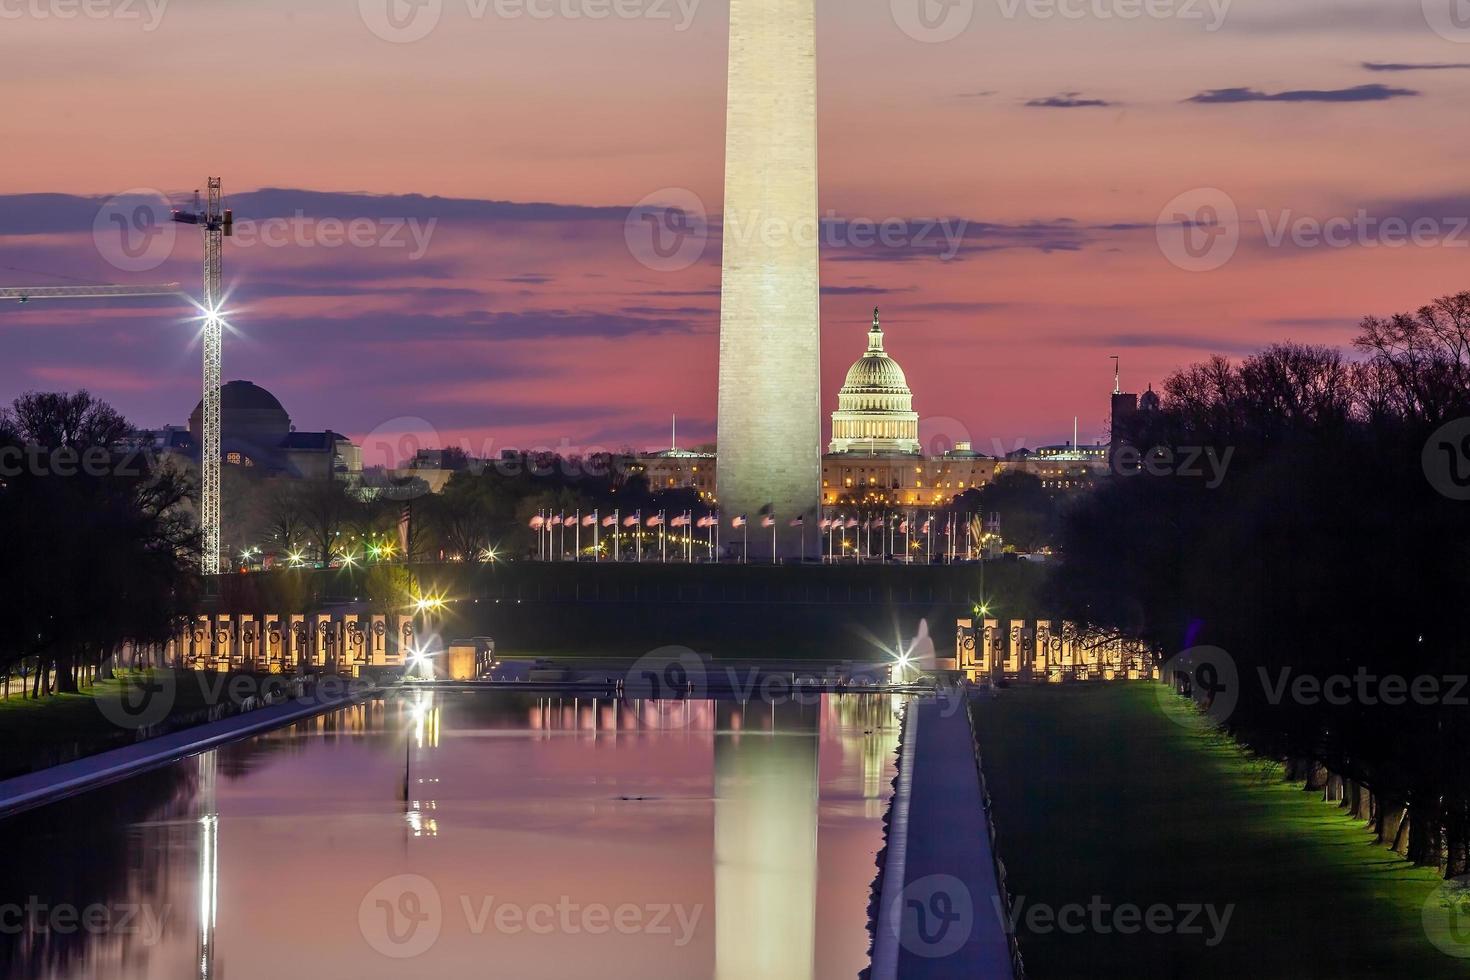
[639,309,1111,512]
[827,311,921,455]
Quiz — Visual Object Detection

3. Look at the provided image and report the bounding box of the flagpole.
[637,512,643,563]
[594,511,600,562]
[575,510,581,562]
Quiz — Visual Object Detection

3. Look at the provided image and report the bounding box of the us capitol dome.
[828,309,921,455]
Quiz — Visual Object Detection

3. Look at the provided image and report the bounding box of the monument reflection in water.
[0,691,900,980]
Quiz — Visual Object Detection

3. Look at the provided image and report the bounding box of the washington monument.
[716,0,822,559]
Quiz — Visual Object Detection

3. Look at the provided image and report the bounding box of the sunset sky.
[3,0,1469,465]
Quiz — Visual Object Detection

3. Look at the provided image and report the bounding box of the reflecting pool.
[0,691,901,980]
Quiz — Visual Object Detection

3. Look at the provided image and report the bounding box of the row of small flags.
[530,511,943,533]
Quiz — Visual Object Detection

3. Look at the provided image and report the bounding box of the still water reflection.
[1,692,901,980]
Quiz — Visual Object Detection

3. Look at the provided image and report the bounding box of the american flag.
[922,519,933,534]
[582,514,597,527]
[789,515,804,528]
[529,515,546,530]
[762,515,776,528]
[846,517,859,529]
[819,518,831,531]
[624,513,640,527]
[647,514,664,527]
[732,515,748,529]
[550,515,563,527]
[697,516,715,529]
[899,519,909,533]
[671,514,689,528]
[602,514,617,527]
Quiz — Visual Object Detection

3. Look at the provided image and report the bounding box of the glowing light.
[412,594,446,614]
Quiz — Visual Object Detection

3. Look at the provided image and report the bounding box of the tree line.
[1049,290,1470,878]
[0,392,200,694]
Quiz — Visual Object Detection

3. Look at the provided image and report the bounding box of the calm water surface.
[1,691,901,979]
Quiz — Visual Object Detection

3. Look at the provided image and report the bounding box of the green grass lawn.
[0,670,279,780]
[970,684,1460,978]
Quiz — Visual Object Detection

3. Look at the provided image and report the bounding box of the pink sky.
[3,0,1469,458]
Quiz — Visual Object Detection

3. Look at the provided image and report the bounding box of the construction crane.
[171,178,232,575]
[3,178,234,577]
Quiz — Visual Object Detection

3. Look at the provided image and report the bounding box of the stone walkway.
[0,691,368,820]
[872,694,1019,979]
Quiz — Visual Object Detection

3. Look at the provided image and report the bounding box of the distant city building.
[138,380,361,481]
[398,311,1131,509]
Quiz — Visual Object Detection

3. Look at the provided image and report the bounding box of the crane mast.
[173,177,231,575]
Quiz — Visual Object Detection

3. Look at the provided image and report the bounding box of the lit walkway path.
[0,690,369,820]
[872,694,1019,979]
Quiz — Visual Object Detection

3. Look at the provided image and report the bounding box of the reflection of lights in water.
[410,691,438,748]
[406,802,439,838]
[197,755,219,980]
